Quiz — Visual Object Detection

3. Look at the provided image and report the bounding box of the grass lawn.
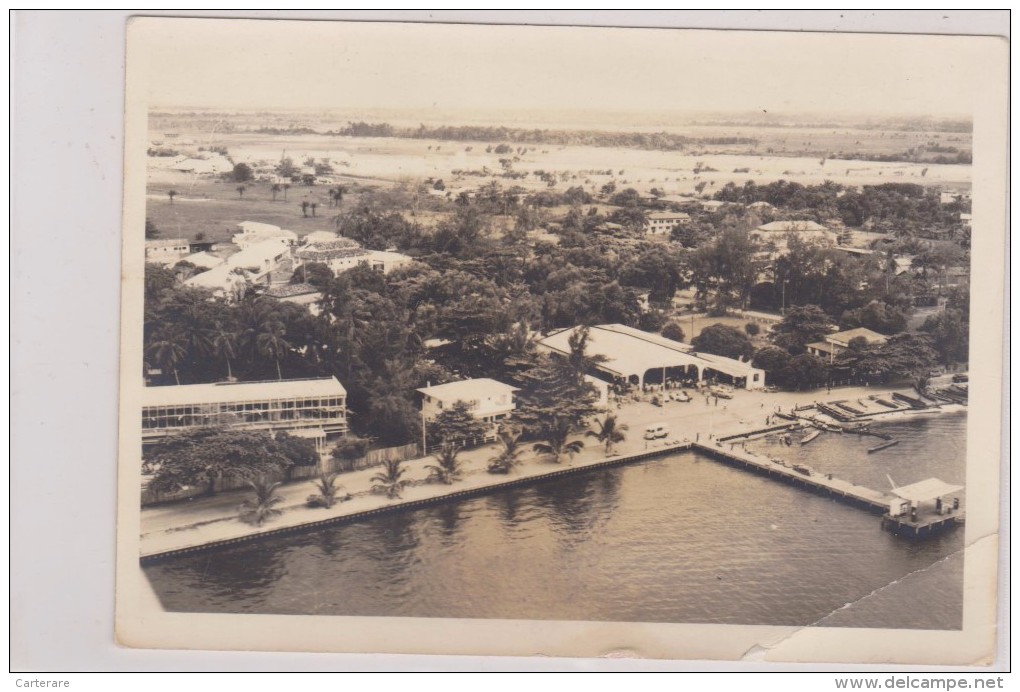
[146,177,358,244]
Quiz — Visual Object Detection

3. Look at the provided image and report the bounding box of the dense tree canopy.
[144,428,291,496]
[690,324,755,360]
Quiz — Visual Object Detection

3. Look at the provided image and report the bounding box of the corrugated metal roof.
[891,478,963,503]
[417,378,518,402]
[142,377,347,407]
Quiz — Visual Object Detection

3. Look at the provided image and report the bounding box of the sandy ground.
[138,383,962,558]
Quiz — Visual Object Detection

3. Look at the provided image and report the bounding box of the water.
[145,412,966,629]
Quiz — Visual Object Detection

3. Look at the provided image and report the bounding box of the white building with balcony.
[417,378,519,440]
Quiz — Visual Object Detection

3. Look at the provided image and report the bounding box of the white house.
[296,238,414,276]
[145,238,190,264]
[806,327,888,363]
[417,378,519,441]
[643,212,691,236]
[233,221,299,249]
[751,220,837,255]
[185,238,292,299]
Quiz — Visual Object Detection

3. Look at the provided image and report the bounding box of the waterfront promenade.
[139,385,964,560]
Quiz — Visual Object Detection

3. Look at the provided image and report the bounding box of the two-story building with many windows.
[141,377,347,450]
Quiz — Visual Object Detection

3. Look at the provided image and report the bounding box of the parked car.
[952,374,969,383]
[644,425,669,440]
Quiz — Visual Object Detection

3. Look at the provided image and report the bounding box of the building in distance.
[806,327,888,364]
[145,238,190,265]
[643,211,691,236]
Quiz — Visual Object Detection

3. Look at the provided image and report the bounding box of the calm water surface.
[145,412,966,628]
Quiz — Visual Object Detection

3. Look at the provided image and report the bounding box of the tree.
[144,428,290,497]
[301,201,309,217]
[236,185,247,199]
[310,202,318,217]
[210,323,238,381]
[306,472,344,509]
[275,431,320,482]
[770,305,835,355]
[370,458,409,499]
[532,417,584,464]
[586,414,628,455]
[232,163,254,182]
[691,324,755,360]
[271,183,281,202]
[688,226,759,311]
[239,479,285,527]
[425,442,465,485]
[145,218,160,239]
[147,326,187,384]
[330,436,371,472]
[167,190,177,205]
[744,322,761,337]
[427,400,489,448]
[921,309,969,366]
[834,332,937,383]
[660,321,686,343]
[752,346,793,387]
[487,427,524,474]
[840,300,907,335]
[778,353,827,390]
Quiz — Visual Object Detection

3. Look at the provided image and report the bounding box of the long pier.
[691,442,892,513]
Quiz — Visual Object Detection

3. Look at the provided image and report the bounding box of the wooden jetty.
[692,442,964,539]
[692,442,891,513]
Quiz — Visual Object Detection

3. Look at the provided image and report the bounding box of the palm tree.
[236,185,246,199]
[310,202,318,217]
[425,441,464,485]
[532,417,584,464]
[487,427,524,474]
[271,183,281,202]
[282,183,290,201]
[167,190,177,205]
[147,328,187,384]
[257,322,290,380]
[211,323,237,381]
[370,459,408,500]
[586,413,628,455]
[239,478,285,527]
[301,201,309,217]
[306,472,343,509]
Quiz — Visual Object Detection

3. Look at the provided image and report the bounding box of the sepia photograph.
[113,15,1007,665]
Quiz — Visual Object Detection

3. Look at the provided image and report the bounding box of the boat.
[868,440,900,454]
[800,430,821,445]
[792,464,813,476]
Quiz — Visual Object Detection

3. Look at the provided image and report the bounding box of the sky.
[133,17,988,120]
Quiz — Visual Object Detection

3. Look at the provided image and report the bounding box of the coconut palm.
[211,323,237,381]
[167,189,177,205]
[425,441,464,485]
[239,478,285,527]
[487,426,524,474]
[532,417,584,464]
[370,459,409,500]
[257,323,290,381]
[147,328,187,385]
[306,472,343,509]
[586,413,628,455]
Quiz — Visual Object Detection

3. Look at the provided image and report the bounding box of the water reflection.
[145,414,966,629]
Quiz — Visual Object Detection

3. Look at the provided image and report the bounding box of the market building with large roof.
[537,324,765,390]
